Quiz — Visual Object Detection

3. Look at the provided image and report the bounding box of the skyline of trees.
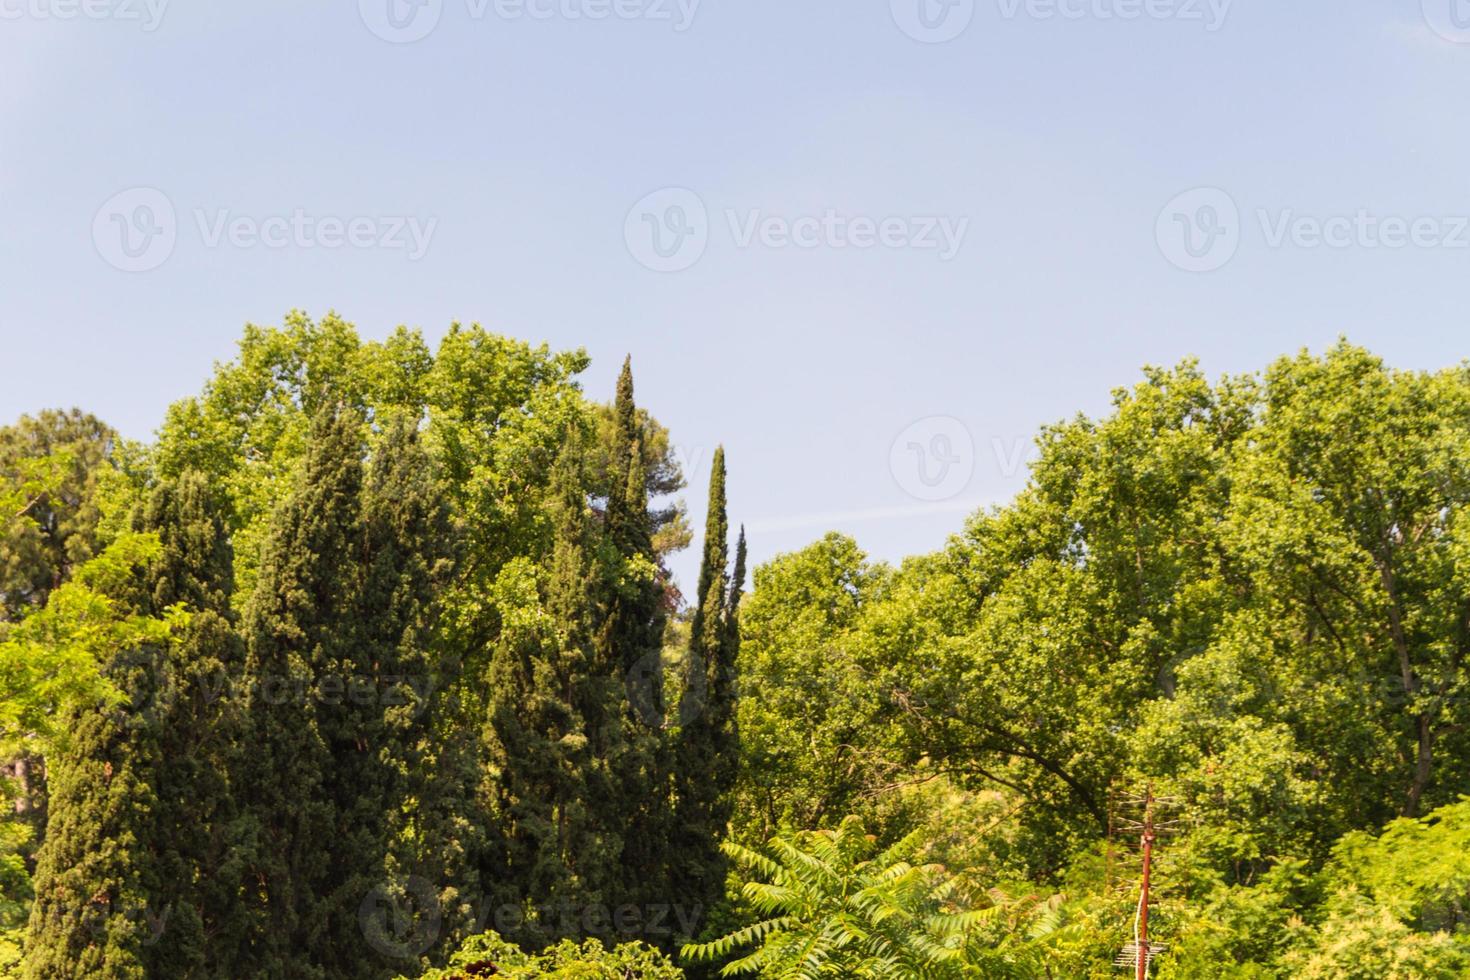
[1,316,1467,977]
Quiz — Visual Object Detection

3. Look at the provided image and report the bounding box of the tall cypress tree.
[24,640,160,980]
[24,472,239,980]
[482,441,624,945]
[236,406,454,980]
[341,414,456,978]
[672,448,743,921]
[236,404,363,979]
[137,474,247,979]
[598,361,678,926]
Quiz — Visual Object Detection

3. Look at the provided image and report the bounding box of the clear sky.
[3,0,1470,590]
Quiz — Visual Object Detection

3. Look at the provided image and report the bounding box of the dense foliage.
[1,321,1466,977]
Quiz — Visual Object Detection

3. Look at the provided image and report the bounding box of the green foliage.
[672,447,744,918]
[0,410,115,621]
[408,930,683,979]
[0,533,183,756]
[10,332,1470,978]
[684,817,1074,979]
[733,533,893,840]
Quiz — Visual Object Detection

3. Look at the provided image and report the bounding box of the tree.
[20,474,231,980]
[134,473,247,978]
[732,534,892,840]
[358,414,470,971]
[596,360,678,926]
[672,448,742,917]
[480,442,626,947]
[234,404,366,978]
[0,410,115,622]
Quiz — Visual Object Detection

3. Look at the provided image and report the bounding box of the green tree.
[480,442,627,946]
[597,360,678,926]
[234,404,366,978]
[20,491,214,980]
[0,410,115,621]
[733,533,893,840]
[134,473,247,978]
[672,448,742,917]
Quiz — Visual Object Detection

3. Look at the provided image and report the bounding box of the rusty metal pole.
[1137,785,1155,980]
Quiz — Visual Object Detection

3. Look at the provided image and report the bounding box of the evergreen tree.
[136,474,246,979]
[672,449,743,925]
[351,415,457,977]
[23,472,239,980]
[235,405,364,979]
[23,651,159,980]
[598,361,677,926]
[481,442,623,946]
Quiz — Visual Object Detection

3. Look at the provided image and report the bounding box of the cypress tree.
[236,406,455,980]
[672,449,743,921]
[482,442,623,945]
[236,404,364,979]
[337,414,456,978]
[598,362,678,927]
[23,651,160,980]
[23,472,239,980]
[137,474,247,979]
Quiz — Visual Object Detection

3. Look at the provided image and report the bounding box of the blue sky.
[3,0,1470,590]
